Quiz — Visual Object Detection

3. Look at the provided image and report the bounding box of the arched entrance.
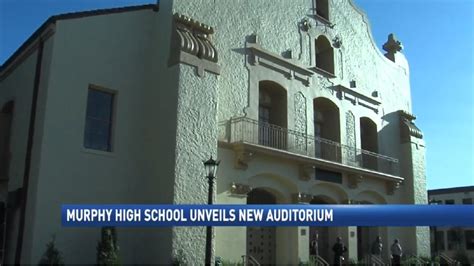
[355,191,387,261]
[309,195,336,264]
[247,188,276,265]
[357,209,380,260]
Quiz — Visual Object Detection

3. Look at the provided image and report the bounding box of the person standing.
[371,236,383,257]
[310,233,319,264]
[390,239,402,266]
[310,233,319,256]
[332,237,347,266]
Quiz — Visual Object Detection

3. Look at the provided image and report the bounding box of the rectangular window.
[435,231,445,251]
[315,168,342,184]
[445,199,455,204]
[465,230,474,250]
[462,198,472,204]
[447,230,460,250]
[84,87,114,152]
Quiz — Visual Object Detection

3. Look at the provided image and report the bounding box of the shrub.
[453,251,471,266]
[96,227,121,265]
[219,258,244,266]
[38,235,65,265]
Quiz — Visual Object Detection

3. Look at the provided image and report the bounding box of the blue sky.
[0,0,472,189]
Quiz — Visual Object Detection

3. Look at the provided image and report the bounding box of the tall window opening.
[0,101,13,264]
[0,101,14,180]
[258,81,287,149]
[314,98,340,162]
[309,196,333,262]
[315,36,334,75]
[316,0,329,21]
[360,117,378,170]
[84,87,115,152]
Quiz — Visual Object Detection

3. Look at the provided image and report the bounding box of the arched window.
[316,0,329,21]
[360,117,378,170]
[258,81,287,149]
[315,36,334,75]
[314,98,340,162]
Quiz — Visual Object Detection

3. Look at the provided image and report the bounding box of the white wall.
[20,7,178,264]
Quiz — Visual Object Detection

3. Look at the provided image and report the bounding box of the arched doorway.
[258,81,287,150]
[356,203,380,261]
[355,191,387,261]
[313,98,341,162]
[360,117,378,171]
[247,188,276,265]
[309,196,336,263]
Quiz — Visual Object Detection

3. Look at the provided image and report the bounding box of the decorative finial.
[383,33,403,62]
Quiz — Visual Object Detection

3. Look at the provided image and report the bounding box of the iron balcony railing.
[218,117,399,176]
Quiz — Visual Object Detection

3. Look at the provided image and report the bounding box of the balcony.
[218,117,401,181]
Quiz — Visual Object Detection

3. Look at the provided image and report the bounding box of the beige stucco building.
[0,0,430,264]
[428,186,474,264]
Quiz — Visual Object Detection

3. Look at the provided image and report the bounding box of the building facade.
[428,186,474,264]
[0,0,429,264]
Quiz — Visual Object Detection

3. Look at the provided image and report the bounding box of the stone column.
[398,111,430,257]
[298,227,310,263]
[292,193,313,263]
[215,183,252,263]
[168,13,221,264]
[340,200,358,263]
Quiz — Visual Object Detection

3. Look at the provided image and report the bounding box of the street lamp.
[203,156,220,265]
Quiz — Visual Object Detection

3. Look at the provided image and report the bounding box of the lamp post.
[203,156,220,265]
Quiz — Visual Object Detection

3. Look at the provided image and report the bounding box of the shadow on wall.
[378,111,401,176]
[379,111,401,156]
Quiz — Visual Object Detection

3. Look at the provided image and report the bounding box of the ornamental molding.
[299,164,315,181]
[232,146,255,170]
[345,111,357,164]
[399,110,423,141]
[347,174,363,189]
[294,92,307,149]
[230,182,252,197]
[332,84,381,113]
[247,40,313,86]
[292,193,314,204]
[169,13,220,77]
[386,180,401,195]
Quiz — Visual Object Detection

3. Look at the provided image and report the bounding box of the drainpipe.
[14,37,44,264]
